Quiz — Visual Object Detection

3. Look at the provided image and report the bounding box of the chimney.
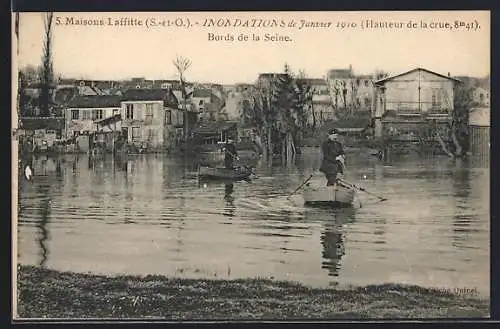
[448,72,450,77]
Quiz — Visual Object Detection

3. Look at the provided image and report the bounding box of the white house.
[65,95,122,139]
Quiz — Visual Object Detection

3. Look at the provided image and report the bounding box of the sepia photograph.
[12,10,490,320]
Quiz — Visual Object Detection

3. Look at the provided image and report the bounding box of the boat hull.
[303,184,356,208]
[198,166,252,181]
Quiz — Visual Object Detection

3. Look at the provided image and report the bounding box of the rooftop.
[375,67,463,84]
[121,88,179,108]
[67,95,122,108]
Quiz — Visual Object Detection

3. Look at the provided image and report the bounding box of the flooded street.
[16,148,490,297]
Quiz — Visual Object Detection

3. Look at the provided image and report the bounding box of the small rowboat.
[198,166,253,181]
[302,183,356,208]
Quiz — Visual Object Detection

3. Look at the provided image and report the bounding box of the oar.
[338,178,388,202]
[287,174,314,200]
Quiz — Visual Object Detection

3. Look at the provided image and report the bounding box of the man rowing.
[319,128,346,186]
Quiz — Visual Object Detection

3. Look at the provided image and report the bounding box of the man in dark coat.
[320,129,345,186]
[222,139,239,170]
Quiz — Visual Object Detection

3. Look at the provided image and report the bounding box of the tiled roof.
[67,95,122,108]
[327,69,353,79]
[193,89,213,98]
[54,87,77,105]
[20,117,65,130]
[122,88,179,108]
[297,78,328,86]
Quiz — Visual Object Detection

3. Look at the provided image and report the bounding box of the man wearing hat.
[222,138,239,170]
[320,128,346,186]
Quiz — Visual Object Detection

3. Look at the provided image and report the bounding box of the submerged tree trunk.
[436,132,454,158]
[451,127,463,157]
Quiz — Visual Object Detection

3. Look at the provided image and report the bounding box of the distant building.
[472,86,490,107]
[373,67,462,141]
[257,73,289,87]
[192,89,225,122]
[309,94,334,126]
[297,78,329,95]
[326,66,376,112]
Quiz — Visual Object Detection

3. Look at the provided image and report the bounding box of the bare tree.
[173,56,192,140]
[39,13,54,117]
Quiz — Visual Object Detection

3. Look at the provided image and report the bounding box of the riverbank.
[16,265,489,319]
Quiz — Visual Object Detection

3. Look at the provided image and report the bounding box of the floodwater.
[16,148,490,297]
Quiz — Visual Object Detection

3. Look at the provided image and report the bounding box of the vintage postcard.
[12,11,490,320]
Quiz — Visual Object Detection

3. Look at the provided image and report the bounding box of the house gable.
[375,68,462,85]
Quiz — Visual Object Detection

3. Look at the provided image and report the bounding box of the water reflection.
[16,151,490,295]
[314,208,355,278]
[36,184,51,267]
[223,183,235,218]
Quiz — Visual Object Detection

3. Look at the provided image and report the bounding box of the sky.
[13,11,490,84]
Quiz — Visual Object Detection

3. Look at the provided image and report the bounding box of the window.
[132,127,141,141]
[92,109,103,120]
[146,104,154,120]
[166,110,172,125]
[177,110,184,125]
[126,104,134,119]
[71,109,80,120]
[199,99,204,105]
[431,89,442,107]
[81,110,91,120]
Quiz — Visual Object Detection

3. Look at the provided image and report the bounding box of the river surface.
[16,148,490,296]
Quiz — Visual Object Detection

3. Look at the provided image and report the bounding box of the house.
[191,89,225,122]
[65,95,122,139]
[309,94,334,126]
[297,78,329,95]
[257,73,289,87]
[326,66,376,112]
[472,86,490,107]
[94,114,123,152]
[190,121,239,152]
[120,88,186,151]
[19,117,65,152]
[373,67,462,141]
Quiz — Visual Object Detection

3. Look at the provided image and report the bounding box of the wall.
[192,96,211,112]
[65,107,120,138]
[469,107,490,127]
[224,91,243,120]
[469,107,490,156]
[121,101,164,149]
[164,108,185,150]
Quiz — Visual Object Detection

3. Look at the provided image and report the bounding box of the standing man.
[222,139,239,170]
[319,129,346,186]
[250,128,264,157]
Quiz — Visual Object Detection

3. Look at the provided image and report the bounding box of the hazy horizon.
[14,11,490,84]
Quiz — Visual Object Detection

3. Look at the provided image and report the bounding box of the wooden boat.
[198,166,253,181]
[302,183,356,208]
